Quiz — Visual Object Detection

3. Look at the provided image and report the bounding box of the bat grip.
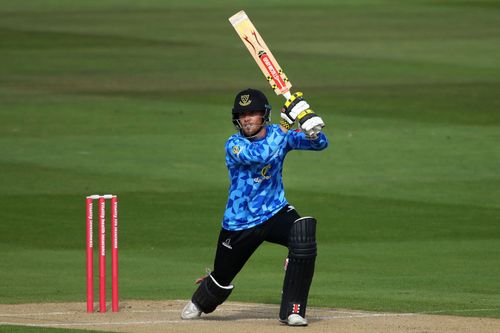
[283,91,291,100]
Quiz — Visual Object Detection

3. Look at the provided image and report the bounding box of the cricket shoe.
[181,301,201,319]
[286,314,308,326]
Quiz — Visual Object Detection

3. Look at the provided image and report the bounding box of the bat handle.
[283,91,291,100]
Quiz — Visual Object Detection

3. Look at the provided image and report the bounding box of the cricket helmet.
[232,88,271,130]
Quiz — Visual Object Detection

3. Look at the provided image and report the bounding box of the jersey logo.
[232,145,240,154]
[261,164,271,177]
[254,164,272,183]
[239,94,251,106]
[222,238,233,250]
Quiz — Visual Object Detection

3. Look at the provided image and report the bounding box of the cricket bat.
[229,10,293,100]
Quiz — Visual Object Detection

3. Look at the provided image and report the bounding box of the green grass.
[0,0,499,327]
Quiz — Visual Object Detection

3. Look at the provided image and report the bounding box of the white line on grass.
[0,309,182,317]
[0,320,187,327]
[1,317,281,327]
[0,311,79,317]
[421,308,500,314]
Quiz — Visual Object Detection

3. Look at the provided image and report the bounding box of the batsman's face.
[239,110,265,137]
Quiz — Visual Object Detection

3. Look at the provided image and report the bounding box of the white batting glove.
[299,113,325,139]
[280,92,309,129]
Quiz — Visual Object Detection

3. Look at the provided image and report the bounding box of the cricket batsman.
[181,88,328,326]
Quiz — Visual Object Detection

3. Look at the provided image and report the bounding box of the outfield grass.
[1,0,499,324]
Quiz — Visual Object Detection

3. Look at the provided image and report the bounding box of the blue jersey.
[222,124,328,231]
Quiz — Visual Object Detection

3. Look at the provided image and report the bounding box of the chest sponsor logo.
[254,164,272,183]
[261,164,271,177]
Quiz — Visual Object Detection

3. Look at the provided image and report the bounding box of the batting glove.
[280,92,310,129]
[298,111,325,139]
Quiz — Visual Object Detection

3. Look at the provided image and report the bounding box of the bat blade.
[229,10,292,97]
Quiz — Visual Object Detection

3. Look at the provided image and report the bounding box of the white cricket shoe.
[287,314,308,326]
[181,301,202,319]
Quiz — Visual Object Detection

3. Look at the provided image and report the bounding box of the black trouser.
[212,204,300,286]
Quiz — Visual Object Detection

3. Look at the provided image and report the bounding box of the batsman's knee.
[288,216,317,259]
[191,274,234,314]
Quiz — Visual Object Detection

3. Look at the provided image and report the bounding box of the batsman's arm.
[225,132,287,166]
[287,130,328,151]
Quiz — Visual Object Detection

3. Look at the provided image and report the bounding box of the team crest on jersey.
[232,145,240,154]
[239,94,251,106]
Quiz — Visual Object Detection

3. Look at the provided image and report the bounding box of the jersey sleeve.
[226,130,288,166]
[286,130,328,151]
